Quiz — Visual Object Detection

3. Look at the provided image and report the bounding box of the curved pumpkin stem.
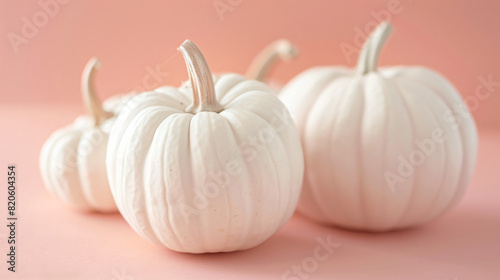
[81,57,112,125]
[356,21,393,75]
[179,40,223,114]
[245,39,298,82]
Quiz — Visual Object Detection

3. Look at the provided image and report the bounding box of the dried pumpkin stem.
[245,39,298,82]
[179,40,223,114]
[356,21,393,75]
[81,57,112,126]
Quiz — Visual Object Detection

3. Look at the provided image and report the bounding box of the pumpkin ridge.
[190,113,212,252]
[141,111,174,244]
[236,109,283,241]
[215,74,248,104]
[299,71,350,138]
[393,76,451,224]
[335,78,366,227]
[381,77,390,228]
[402,72,472,219]
[172,113,194,252]
[142,119,168,246]
[216,113,244,250]
[221,84,274,108]
[246,108,290,246]
[77,129,111,210]
[262,117,288,234]
[40,128,71,202]
[68,132,92,209]
[219,110,257,249]
[223,90,275,109]
[276,124,299,231]
[209,113,234,250]
[389,79,420,228]
[177,114,195,251]
[365,74,392,229]
[416,84,450,223]
[280,68,348,142]
[112,107,139,220]
[307,77,356,224]
[146,113,189,249]
[360,75,389,229]
[120,106,170,243]
[47,127,92,210]
[371,75,406,230]
[358,79,369,229]
[61,129,89,208]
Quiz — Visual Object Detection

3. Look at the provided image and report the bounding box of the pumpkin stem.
[356,21,393,75]
[245,39,298,82]
[81,57,112,126]
[179,40,223,114]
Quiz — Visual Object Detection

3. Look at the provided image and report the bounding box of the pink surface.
[0,103,499,279]
[2,1,500,279]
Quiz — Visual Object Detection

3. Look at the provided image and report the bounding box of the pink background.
[1,0,500,127]
[1,0,500,279]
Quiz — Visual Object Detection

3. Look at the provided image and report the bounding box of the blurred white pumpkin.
[106,40,303,253]
[279,22,478,231]
[180,39,298,91]
[245,39,298,90]
[40,58,134,213]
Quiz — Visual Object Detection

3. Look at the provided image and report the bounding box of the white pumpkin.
[279,22,478,231]
[106,40,304,253]
[40,58,133,213]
